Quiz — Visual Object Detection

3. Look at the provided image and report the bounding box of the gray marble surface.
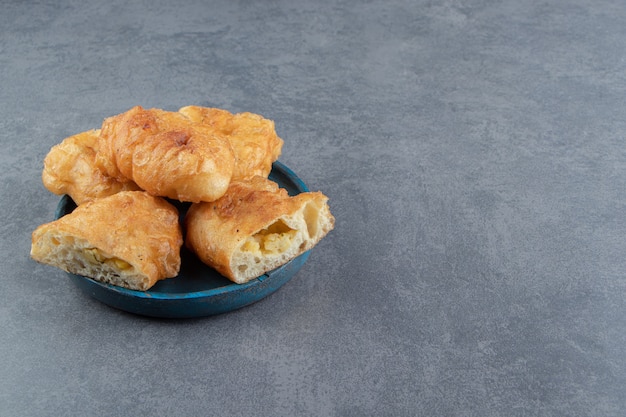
[1,0,625,416]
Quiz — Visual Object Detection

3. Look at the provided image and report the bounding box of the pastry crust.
[96,106,235,202]
[42,130,140,205]
[178,106,283,181]
[31,191,183,291]
[184,177,334,284]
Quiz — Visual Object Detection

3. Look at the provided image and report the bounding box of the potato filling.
[241,220,297,255]
[83,248,132,270]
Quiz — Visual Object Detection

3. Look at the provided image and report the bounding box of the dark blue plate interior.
[56,161,311,318]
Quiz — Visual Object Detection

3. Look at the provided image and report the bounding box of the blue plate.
[55,161,311,318]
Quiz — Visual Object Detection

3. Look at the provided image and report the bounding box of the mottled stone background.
[1,0,625,416]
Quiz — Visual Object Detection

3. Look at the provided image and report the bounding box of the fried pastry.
[184,176,334,284]
[31,191,183,291]
[178,106,283,181]
[96,106,235,202]
[42,130,140,205]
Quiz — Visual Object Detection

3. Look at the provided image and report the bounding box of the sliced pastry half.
[31,191,183,291]
[184,176,334,284]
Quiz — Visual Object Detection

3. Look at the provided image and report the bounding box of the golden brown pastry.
[178,106,283,181]
[31,191,183,291]
[96,106,235,202]
[42,130,140,205]
[184,176,334,284]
